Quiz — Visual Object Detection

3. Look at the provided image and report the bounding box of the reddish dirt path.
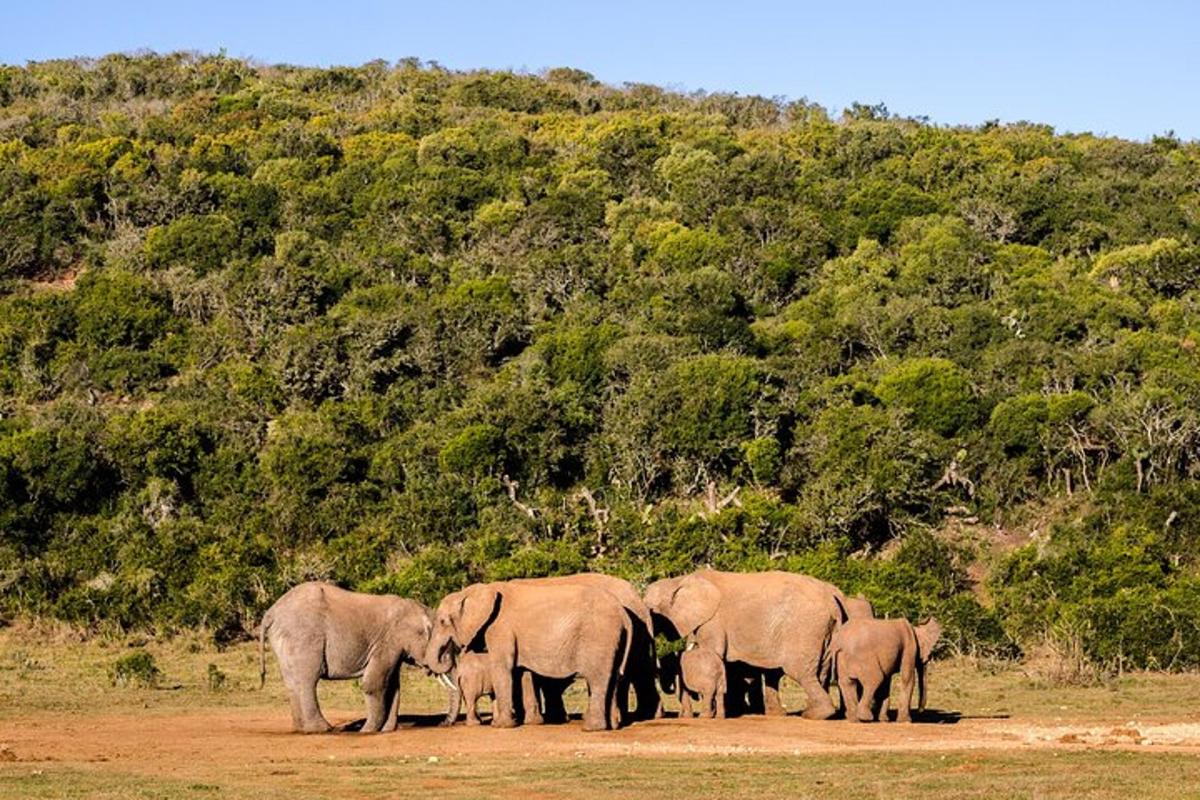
[4,707,1200,780]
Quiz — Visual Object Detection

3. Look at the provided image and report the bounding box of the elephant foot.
[524,712,545,726]
[440,717,456,727]
[491,716,518,729]
[465,717,481,727]
[855,710,876,723]
[897,713,913,724]
[298,721,333,734]
[802,703,837,721]
[581,717,608,732]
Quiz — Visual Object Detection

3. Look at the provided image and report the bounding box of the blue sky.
[5,1,1198,141]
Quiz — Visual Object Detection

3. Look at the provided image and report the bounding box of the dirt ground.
[3,629,1200,798]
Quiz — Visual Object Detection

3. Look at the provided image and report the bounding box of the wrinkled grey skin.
[258,582,434,733]
[674,645,727,719]
[446,651,495,726]
[426,581,633,731]
[645,570,849,720]
[830,617,941,723]
[508,573,661,723]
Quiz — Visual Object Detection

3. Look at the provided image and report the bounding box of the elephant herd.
[258,570,941,734]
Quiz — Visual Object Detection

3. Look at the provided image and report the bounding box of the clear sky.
[5,1,1198,141]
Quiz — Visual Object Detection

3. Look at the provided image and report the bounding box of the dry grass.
[3,624,1200,799]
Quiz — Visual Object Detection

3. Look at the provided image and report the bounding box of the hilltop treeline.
[3,53,1200,667]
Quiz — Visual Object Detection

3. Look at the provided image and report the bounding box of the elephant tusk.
[436,673,456,690]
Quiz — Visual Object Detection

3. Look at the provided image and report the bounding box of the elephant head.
[839,594,875,621]
[913,618,942,711]
[643,573,721,639]
[914,618,941,661]
[426,583,500,674]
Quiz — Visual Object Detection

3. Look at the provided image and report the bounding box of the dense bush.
[1,54,1199,669]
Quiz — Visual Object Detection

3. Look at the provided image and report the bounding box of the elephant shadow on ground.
[336,713,452,732]
[895,708,964,724]
[916,708,1009,723]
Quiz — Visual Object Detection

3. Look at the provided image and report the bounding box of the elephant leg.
[615,673,632,725]
[763,670,786,716]
[464,685,482,726]
[541,679,569,724]
[837,671,859,722]
[791,657,837,721]
[379,666,401,732]
[715,678,726,719]
[360,658,394,733]
[581,669,612,732]
[745,673,765,715]
[286,690,305,732]
[635,668,664,720]
[293,680,331,733]
[877,674,893,722]
[442,675,461,727]
[488,649,518,729]
[895,671,914,723]
[520,671,544,725]
[855,669,883,722]
[278,645,331,733]
[679,688,694,718]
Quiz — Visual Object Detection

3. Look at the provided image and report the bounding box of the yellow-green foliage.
[1,54,1200,666]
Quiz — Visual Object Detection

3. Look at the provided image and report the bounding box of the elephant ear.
[667,575,721,636]
[643,578,679,615]
[452,584,500,647]
[914,618,942,662]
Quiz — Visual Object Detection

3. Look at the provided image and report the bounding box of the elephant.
[426,580,633,731]
[644,569,850,720]
[830,617,941,723]
[723,661,778,716]
[668,644,726,719]
[507,573,661,723]
[841,594,875,621]
[445,651,494,726]
[258,581,434,733]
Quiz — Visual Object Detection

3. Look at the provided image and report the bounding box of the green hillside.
[2,53,1199,667]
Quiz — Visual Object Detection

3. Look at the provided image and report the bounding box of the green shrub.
[876,357,978,436]
[109,649,160,688]
[206,663,227,691]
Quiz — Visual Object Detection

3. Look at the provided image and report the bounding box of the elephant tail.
[258,609,274,690]
[619,614,634,678]
[819,634,841,688]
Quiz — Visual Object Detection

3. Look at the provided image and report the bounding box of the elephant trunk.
[426,632,455,675]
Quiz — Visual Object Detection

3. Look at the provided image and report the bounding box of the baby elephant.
[671,645,727,719]
[446,651,495,726]
[830,617,941,723]
[259,582,434,733]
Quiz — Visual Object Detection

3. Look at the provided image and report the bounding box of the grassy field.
[3,622,1200,799]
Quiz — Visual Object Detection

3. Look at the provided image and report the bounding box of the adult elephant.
[258,582,435,733]
[508,573,660,723]
[426,581,632,731]
[644,570,849,720]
